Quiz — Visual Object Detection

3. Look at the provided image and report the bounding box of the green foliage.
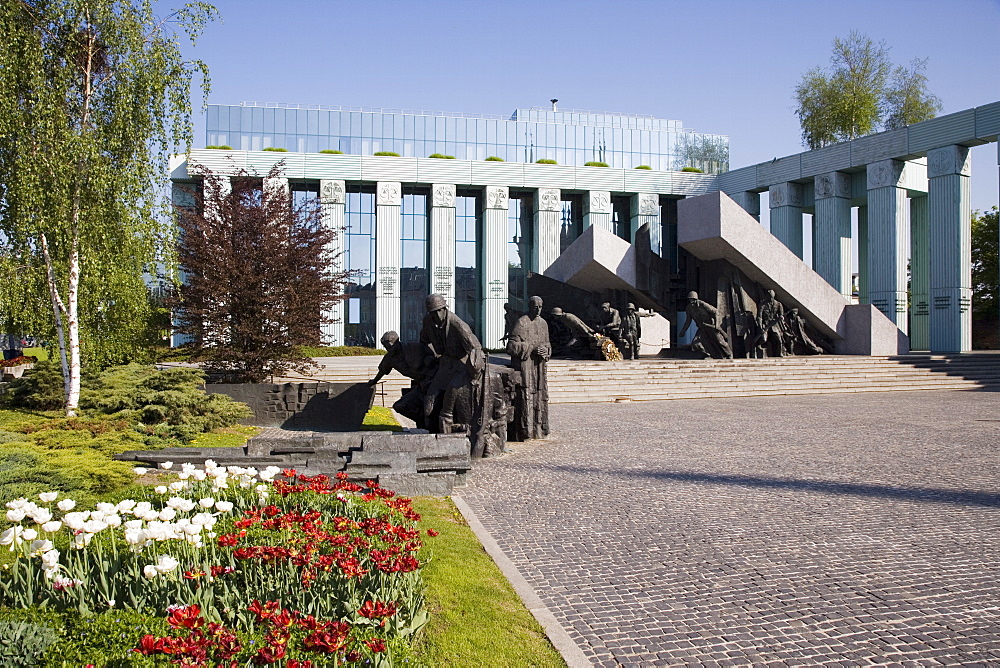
[584,161,609,167]
[427,153,455,159]
[262,146,287,152]
[374,151,401,156]
[362,406,403,432]
[0,360,83,410]
[535,158,557,164]
[0,0,218,414]
[484,156,504,161]
[205,145,233,150]
[297,345,384,357]
[0,619,59,667]
[634,165,652,170]
[319,149,344,154]
[681,166,704,173]
[44,610,166,667]
[794,31,941,149]
[972,207,999,322]
[411,498,563,666]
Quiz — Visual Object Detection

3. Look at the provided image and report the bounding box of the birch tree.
[0,0,216,415]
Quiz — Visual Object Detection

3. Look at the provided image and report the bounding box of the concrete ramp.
[543,224,639,296]
[678,191,908,355]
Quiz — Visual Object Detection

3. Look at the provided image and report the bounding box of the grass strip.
[412,497,566,667]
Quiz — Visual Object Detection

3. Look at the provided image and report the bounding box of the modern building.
[172,100,1000,354]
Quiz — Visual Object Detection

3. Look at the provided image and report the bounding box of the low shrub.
[635,165,652,170]
[0,619,59,667]
[584,161,609,167]
[373,151,401,157]
[319,149,344,154]
[262,147,288,152]
[535,158,557,164]
[297,345,384,357]
[205,145,233,150]
[427,153,455,159]
[484,156,504,162]
[0,360,89,411]
[681,166,704,173]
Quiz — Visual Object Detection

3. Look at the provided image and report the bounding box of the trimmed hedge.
[681,166,705,173]
[428,153,455,159]
[535,158,557,165]
[262,147,288,152]
[319,149,344,154]
[635,165,652,170]
[484,156,504,162]
[584,161,609,167]
[374,151,401,157]
[205,145,233,150]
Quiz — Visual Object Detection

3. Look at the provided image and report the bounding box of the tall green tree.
[0,0,216,415]
[971,206,999,323]
[794,31,942,149]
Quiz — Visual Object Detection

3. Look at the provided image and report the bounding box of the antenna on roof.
[550,99,558,112]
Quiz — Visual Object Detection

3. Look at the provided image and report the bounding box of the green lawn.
[412,497,565,667]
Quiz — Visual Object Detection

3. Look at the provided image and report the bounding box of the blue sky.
[169,0,1000,214]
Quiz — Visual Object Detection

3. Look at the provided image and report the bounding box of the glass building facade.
[206,103,729,173]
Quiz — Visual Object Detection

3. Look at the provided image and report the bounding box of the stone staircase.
[278,354,1000,405]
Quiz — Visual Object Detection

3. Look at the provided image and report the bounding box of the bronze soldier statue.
[754,289,788,358]
[368,331,431,428]
[550,307,598,358]
[420,293,484,434]
[621,303,642,360]
[679,291,733,359]
[506,296,550,440]
[595,302,623,351]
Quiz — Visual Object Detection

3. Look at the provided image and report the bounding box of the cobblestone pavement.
[456,390,1000,667]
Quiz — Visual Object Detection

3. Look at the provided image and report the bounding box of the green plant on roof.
[484,156,504,161]
[681,166,704,173]
[535,158,557,165]
[319,149,344,154]
[374,151,401,157]
[635,165,652,170]
[428,153,456,159]
[584,161,609,167]
[262,147,287,152]
[205,145,233,150]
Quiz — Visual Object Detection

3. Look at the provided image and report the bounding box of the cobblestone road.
[456,390,1000,666]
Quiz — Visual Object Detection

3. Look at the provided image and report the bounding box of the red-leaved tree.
[174,163,346,382]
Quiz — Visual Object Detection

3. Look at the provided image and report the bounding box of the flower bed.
[0,356,37,368]
[0,464,432,665]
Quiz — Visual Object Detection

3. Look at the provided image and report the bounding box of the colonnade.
[729,143,976,353]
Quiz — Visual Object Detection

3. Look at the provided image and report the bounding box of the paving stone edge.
[451,494,592,667]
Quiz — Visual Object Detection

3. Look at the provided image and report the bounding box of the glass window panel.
[207,105,219,132]
[318,111,329,135]
[241,107,252,133]
[362,113,373,137]
[262,108,274,133]
[251,107,263,133]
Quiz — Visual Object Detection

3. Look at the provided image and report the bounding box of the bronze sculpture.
[754,289,788,358]
[506,295,550,441]
[368,331,432,427]
[679,291,733,359]
[419,293,485,434]
[621,303,642,359]
[595,302,623,351]
[550,307,598,358]
[785,307,826,355]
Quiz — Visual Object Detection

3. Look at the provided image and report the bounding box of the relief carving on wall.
[928,146,971,178]
[486,186,509,210]
[866,160,904,190]
[320,180,345,204]
[377,182,401,206]
[587,191,611,214]
[538,188,561,212]
[638,193,659,216]
[432,184,456,208]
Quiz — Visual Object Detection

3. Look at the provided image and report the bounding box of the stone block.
[378,472,457,497]
[343,451,418,477]
[836,304,910,356]
[361,432,469,458]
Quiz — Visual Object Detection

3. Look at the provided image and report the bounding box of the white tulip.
[105,514,122,528]
[191,512,213,526]
[155,554,178,573]
[21,528,37,541]
[154,486,168,495]
[96,503,116,513]
[41,521,62,534]
[6,498,27,510]
[198,498,215,509]
[30,539,53,554]
[175,499,196,513]
[133,467,148,476]
[204,459,218,470]
[41,549,60,567]
[116,499,137,513]
[168,481,187,492]
[158,508,177,521]
[143,564,159,579]
[214,501,233,513]
[62,513,88,531]
[124,519,143,530]
[161,461,173,470]
[38,492,58,503]
[134,502,152,515]
[6,509,25,523]
[178,472,191,480]
[72,533,92,549]
[0,527,22,546]
[181,462,196,473]
[30,509,53,525]
[182,524,201,536]
[57,499,76,512]
[124,529,144,545]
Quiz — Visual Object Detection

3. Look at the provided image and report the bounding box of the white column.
[813,172,852,298]
[768,182,804,258]
[429,184,456,310]
[375,182,401,339]
[857,205,869,304]
[909,196,930,351]
[319,180,346,346]
[867,159,909,334]
[631,193,661,254]
[583,190,612,233]
[730,191,761,222]
[482,186,510,349]
[928,145,972,352]
[534,188,561,273]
